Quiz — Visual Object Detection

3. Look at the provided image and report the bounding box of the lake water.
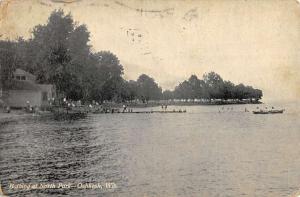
[0,102,300,197]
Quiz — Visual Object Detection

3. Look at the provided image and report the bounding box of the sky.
[0,0,300,101]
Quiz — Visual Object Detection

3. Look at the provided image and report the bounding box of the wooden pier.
[98,110,187,114]
[50,106,187,120]
[128,110,186,114]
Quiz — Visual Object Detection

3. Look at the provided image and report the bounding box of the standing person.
[26,101,31,112]
[165,105,168,110]
[123,104,127,112]
[5,106,10,113]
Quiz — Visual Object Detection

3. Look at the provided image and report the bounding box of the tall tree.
[24,10,94,101]
[203,72,224,100]
[0,40,21,90]
[93,51,124,101]
[136,74,162,103]
[162,90,173,100]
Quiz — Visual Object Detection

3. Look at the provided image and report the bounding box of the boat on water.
[253,109,284,114]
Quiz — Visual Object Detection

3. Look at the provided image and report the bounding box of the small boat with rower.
[252,108,285,114]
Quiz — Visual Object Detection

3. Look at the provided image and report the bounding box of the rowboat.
[253,110,269,114]
[253,109,284,114]
[268,109,284,114]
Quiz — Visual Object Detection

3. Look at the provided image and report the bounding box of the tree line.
[163,73,262,102]
[0,10,262,104]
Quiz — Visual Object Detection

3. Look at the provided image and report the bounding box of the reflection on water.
[0,103,300,197]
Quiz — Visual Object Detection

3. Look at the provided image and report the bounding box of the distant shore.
[102,100,262,108]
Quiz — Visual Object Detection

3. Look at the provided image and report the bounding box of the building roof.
[14,69,35,78]
[9,69,54,92]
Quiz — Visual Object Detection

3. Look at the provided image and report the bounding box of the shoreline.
[103,100,262,108]
[0,111,32,125]
[0,101,262,121]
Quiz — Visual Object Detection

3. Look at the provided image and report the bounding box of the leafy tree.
[0,40,21,90]
[92,51,124,101]
[223,80,235,100]
[136,74,162,103]
[162,90,173,100]
[30,10,74,83]
[203,72,224,100]
[234,83,246,100]
[174,80,193,99]
[125,80,138,101]
[253,89,263,101]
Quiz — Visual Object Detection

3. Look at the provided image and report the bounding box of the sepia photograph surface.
[0,0,300,196]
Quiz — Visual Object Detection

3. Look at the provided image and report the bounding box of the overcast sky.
[0,0,300,101]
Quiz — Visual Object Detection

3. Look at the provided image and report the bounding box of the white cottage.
[2,69,55,108]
